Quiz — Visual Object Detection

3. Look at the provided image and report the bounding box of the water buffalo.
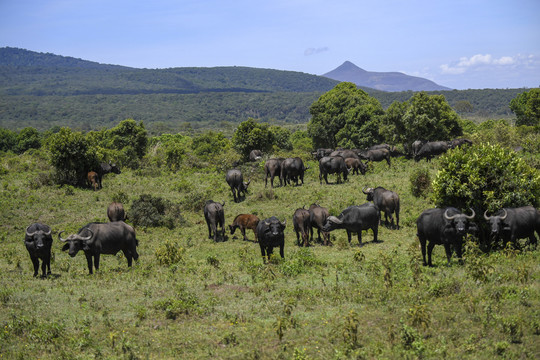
[359,149,391,166]
[87,171,99,191]
[319,156,349,184]
[293,207,311,247]
[312,148,333,160]
[414,141,449,162]
[249,149,263,161]
[416,207,476,267]
[256,216,286,262]
[345,157,366,175]
[59,221,139,274]
[449,138,473,149]
[107,202,126,222]
[309,204,330,245]
[204,200,225,242]
[229,214,260,242]
[97,161,121,189]
[264,158,284,188]
[411,140,426,158]
[24,223,53,277]
[281,157,308,186]
[226,169,250,202]
[363,187,400,229]
[330,149,360,160]
[484,206,539,248]
[322,203,379,245]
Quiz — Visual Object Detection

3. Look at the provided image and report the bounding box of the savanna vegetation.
[0,70,539,359]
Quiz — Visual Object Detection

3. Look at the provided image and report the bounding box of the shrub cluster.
[130,194,182,229]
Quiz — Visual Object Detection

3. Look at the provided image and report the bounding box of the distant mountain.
[323,61,451,92]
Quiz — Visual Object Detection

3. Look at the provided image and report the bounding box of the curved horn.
[264,221,271,226]
[499,208,507,220]
[444,209,459,221]
[465,208,476,220]
[58,231,69,242]
[328,216,343,224]
[78,228,94,242]
[25,225,37,237]
[42,226,52,236]
[483,210,491,220]
[362,187,369,194]
[281,219,286,227]
[221,201,225,207]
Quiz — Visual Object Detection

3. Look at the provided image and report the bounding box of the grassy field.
[0,151,538,359]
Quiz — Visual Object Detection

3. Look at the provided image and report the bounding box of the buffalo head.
[444,208,476,235]
[25,225,52,252]
[484,209,508,237]
[59,228,94,257]
[362,187,374,201]
[263,218,286,237]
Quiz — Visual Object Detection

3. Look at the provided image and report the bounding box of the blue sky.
[1,0,539,89]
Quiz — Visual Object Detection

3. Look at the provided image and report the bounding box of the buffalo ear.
[61,243,70,251]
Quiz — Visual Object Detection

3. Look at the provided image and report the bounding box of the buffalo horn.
[499,208,507,220]
[443,209,458,220]
[281,219,286,227]
[327,216,342,224]
[78,228,94,242]
[362,187,369,194]
[25,225,36,237]
[464,208,476,219]
[58,231,69,242]
[483,210,491,220]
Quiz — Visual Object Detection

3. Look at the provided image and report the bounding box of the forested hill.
[0,47,339,95]
[0,47,527,133]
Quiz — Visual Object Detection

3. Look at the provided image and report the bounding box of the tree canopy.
[509,88,540,127]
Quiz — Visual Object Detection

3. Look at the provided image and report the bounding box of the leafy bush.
[409,168,431,198]
[130,194,181,228]
[232,118,274,161]
[155,240,185,266]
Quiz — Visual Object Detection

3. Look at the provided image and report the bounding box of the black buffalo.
[484,206,539,248]
[414,141,449,162]
[264,158,284,188]
[363,187,400,229]
[97,161,121,189]
[107,202,126,222]
[411,140,426,158]
[359,149,391,166]
[322,203,379,245]
[249,149,263,161]
[204,200,225,242]
[416,208,476,267]
[330,149,360,160]
[449,138,473,149]
[59,221,139,274]
[256,216,286,262]
[309,204,330,245]
[312,148,333,160]
[281,157,308,186]
[24,223,53,277]
[319,156,349,184]
[226,169,250,202]
[293,207,311,247]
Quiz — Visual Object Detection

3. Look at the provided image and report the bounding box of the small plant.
[206,255,220,268]
[220,331,239,346]
[155,240,185,266]
[494,341,509,356]
[502,317,523,343]
[408,304,431,331]
[342,310,361,350]
[464,239,493,283]
[410,168,431,197]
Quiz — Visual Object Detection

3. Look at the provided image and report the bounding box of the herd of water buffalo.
[23,139,539,277]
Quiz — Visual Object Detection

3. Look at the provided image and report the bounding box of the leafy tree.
[290,130,313,152]
[269,125,292,151]
[47,127,98,186]
[381,92,463,149]
[192,130,231,161]
[0,128,17,152]
[432,143,540,248]
[307,82,384,149]
[108,119,148,168]
[232,118,274,160]
[15,127,42,154]
[509,88,540,127]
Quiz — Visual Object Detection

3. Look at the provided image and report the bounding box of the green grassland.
[0,151,538,359]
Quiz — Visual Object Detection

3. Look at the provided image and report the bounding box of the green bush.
[409,168,431,198]
[130,194,181,228]
[155,240,185,266]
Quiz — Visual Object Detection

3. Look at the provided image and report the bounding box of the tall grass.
[0,152,538,359]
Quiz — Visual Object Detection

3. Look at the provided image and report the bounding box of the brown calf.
[344,157,366,175]
[107,202,126,222]
[87,171,99,191]
[229,214,260,242]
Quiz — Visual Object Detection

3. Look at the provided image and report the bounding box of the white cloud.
[304,47,329,56]
[440,54,522,74]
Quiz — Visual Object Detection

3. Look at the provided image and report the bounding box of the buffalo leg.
[123,250,133,267]
[279,245,284,258]
[94,254,100,272]
[259,244,267,262]
[85,253,94,274]
[444,243,452,266]
[419,237,428,266]
[346,230,352,244]
[40,259,48,277]
[372,225,378,243]
[357,231,363,246]
[427,242,436,267]
[30,256,39,277]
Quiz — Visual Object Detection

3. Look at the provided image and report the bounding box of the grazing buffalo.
[312,148,333,160]
[345,157,366,175]
[249,149,263,161]
[363,187,400,229]
[281,157,308,186]
[309,204,330,245]
[484,206,539,248]
[411,140,426,158]
[256,216,286,262]
[24,223,53,277]
[416,208,476,267]
[414,141,449,162]
[264,158,284,188]
[97,161,121,189]
[226,169,250,202]
[59,221,139,274]
[293,207,311,247]
[330,149,360,160]
[229,214,260,242]
[319,156,350,184]
[449,138,473,149]
[359,149,391,167]
[204,200,225,242]
[322,203,380,245]
[107,202,126,222]
[87,171,99,191]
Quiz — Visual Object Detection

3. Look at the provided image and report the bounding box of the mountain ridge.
[323,61,451,92]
